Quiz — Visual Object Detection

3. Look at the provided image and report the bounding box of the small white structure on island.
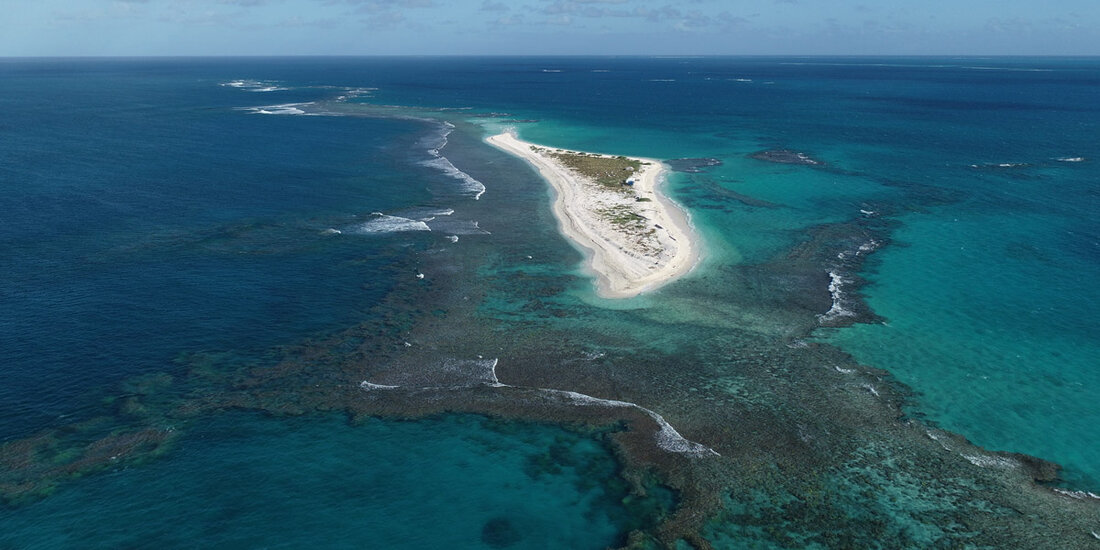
[623,177,636,186]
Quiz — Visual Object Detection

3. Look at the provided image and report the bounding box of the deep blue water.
[1,62,431,437]
[1,57,1098,546]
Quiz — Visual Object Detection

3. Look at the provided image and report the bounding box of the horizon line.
[4,53,1100,60]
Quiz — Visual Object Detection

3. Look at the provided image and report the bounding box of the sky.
[1,0,1098,56]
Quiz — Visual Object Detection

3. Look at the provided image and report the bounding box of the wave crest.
[419,123,486,200]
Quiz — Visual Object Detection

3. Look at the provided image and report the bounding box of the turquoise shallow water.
[821,196,1100,490]
[1,57,1098,546]
[523,58,1100,491]
[0,413,636,549]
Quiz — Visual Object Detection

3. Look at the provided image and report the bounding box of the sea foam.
[357,357,717,458]
[426,219,490,235]
[818,270,856,323]
[552,390,719,458]
[238,103,313,115]
[419,123,486,200]
[349,213,431,234]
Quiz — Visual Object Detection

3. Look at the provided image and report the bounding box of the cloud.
[218,0,272,6]
[277,15,342,28]
[528,0,752,33]
[360,10,406,25]
[493,13,525,26]
[54,1,148,22]
[480,0,509,12]
[336,0,437,12]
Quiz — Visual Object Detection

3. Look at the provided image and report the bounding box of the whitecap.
[221,79,287,92]
[341,87,377,99]
[817,270,857,323]
[238,102,313,115]
[426,218,491,235]
[418,124,486,199]
[221,79,263,88]
[348,213,431,234]
[354,357,717,458]
[552,390,719,458]
[320,228,342,236]
[359,381,399,390]
[439,358,501,387]
[446,235,459,243]
[858,240,880,253]
[925,430,953,451]
[402,207,455,220]
[1052,488,1100,501]
[962,453,1018,469]
[1055,156,1086,162]
[972,162,1028,168]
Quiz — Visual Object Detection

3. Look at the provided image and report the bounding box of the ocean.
[1,57,1097,548]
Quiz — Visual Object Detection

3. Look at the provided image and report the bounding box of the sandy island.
[487,131,700,298]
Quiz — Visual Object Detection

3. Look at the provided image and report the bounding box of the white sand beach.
[486,131,700,298]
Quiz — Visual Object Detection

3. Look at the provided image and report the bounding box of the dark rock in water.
[1009,452,1062,482]
[667,157,723,173]
[481,517,523,548]
[750,150,823,166]
[691,179,782,209]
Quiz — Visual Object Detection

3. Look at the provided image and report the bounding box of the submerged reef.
[751,149,825,166]
[4,210,1097,549]
[2,123,1097,549]
[666,158,723,173]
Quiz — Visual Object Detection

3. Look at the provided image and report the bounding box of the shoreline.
[486,131,700,298]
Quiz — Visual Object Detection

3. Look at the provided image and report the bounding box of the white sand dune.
[487,131,700,298]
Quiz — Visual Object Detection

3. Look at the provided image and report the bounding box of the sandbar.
[486,131,700,298]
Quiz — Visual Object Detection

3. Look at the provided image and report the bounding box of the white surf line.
[359,358,719,458]
[925,429,1026,471]
[550,389,719,458]
[486,358,503,387]
[359,381,399,390]
[1051,488,1100,501]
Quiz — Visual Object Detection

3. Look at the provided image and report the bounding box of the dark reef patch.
[666,158,723,173]
[750,149,824,166]
[4,119,1099,550]
[481,516,523,548]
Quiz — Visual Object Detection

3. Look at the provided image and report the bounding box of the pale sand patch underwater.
[486,131,700,298]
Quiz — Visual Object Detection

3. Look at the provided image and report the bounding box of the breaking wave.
[237,103,313,115]
[220,79,289,92]
[348,213,431,234]
[357,357,718,458]
[419,123,486,200]
[426,218,490,235]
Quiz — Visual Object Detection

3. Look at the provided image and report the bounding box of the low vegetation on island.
[531,146,646,191]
